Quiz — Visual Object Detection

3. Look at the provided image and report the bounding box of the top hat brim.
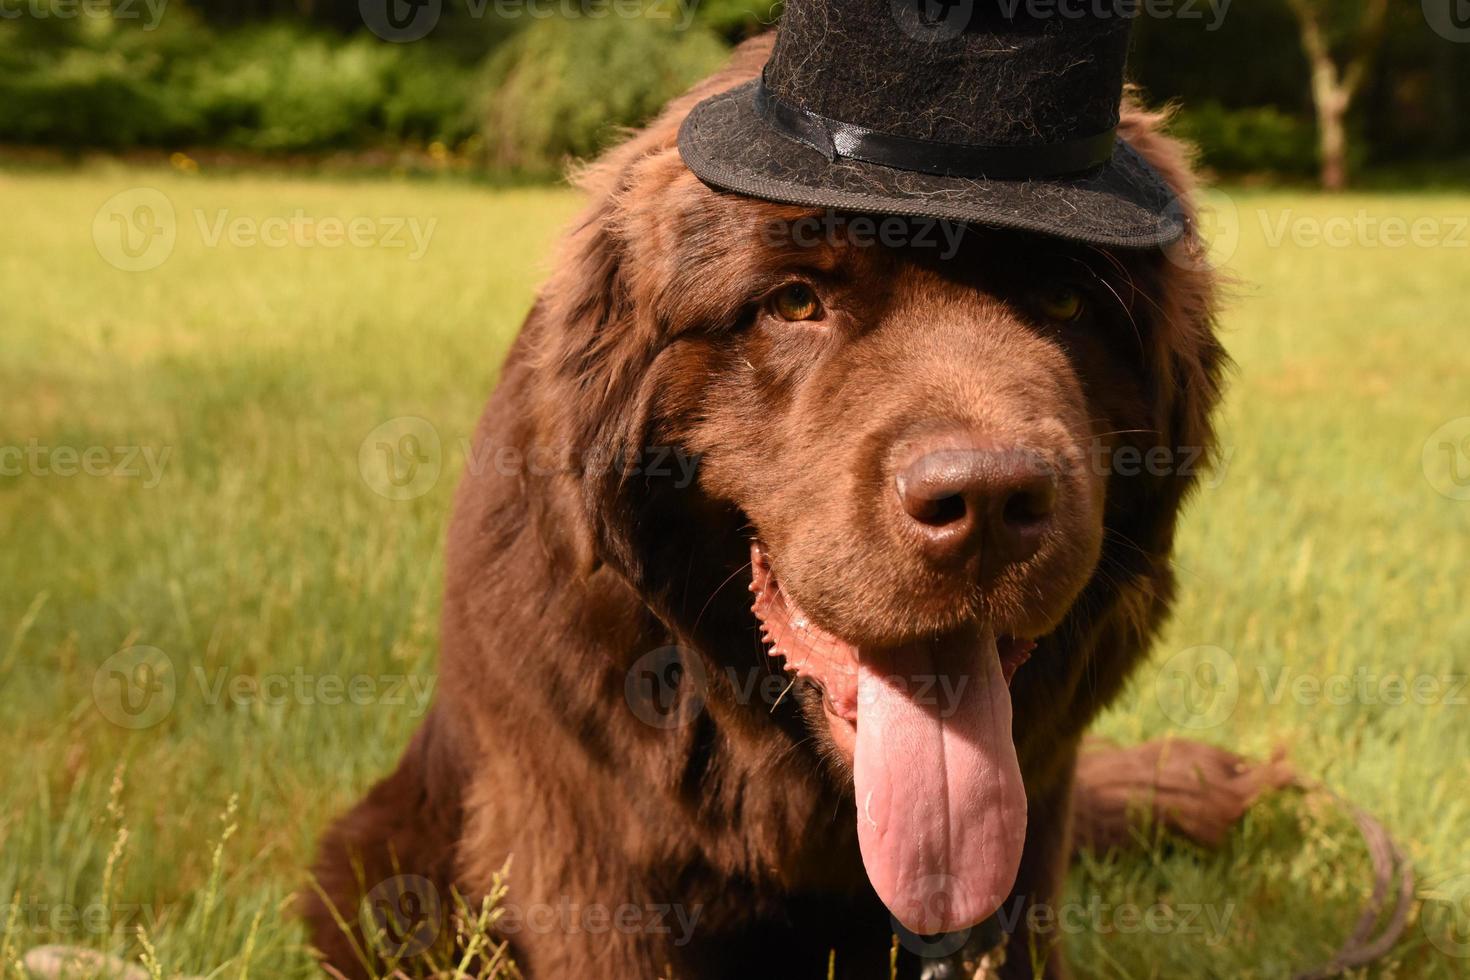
[678,80,1185,250]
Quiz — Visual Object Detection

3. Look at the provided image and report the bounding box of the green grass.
[1,166,1467,979]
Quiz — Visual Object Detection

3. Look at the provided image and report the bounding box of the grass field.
[1,164,1468,979]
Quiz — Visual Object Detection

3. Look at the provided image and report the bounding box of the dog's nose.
[894,434,1057,572]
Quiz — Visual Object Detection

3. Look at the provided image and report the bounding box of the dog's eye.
[772,283,822,323]
[1033,284,1085,323]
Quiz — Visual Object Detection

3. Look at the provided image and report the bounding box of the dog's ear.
[522,169,661,586]
[1039,102,1229,726]
[1114,99,1229,556]
[522,39,774,590]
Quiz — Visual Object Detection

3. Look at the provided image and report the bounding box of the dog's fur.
[306,38,1231,979]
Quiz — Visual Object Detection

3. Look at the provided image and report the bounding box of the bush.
[1172,103,1320,177]
[474,14,728,174]
[0,13,478,153]
[0,12,205,147]
[695,0,782,38]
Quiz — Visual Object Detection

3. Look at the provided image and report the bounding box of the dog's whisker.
[689,558,754,637]
[770,677,797,714]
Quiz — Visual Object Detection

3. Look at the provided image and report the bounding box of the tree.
[1285,0,1389,191]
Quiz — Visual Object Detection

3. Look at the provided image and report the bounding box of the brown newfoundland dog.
[306,37,1233,980]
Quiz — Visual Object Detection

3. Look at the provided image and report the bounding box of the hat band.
[755,77,1117,181]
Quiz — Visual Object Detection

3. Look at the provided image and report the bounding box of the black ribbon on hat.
[755,76,1117,181]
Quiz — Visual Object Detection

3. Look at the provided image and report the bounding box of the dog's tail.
[1071,737,1413,980]
[1071,736,1294,853]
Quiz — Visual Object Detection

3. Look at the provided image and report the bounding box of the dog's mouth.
[750,540,1031,935]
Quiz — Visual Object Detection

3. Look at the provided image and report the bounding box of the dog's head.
[525,42,1224,935]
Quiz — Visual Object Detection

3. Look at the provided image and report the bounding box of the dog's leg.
[302,709,465,978]
[1071,737,1294,853]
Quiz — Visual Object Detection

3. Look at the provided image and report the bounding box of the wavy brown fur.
[303,37,1271,980]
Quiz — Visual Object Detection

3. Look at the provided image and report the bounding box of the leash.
[961,776,1414,980]
[1288,778,1415,980]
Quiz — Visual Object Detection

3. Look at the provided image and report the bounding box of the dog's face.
[689,218,1115,647]
[533,92,1221,937]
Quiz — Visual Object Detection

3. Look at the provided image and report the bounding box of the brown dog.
[306,37,1228,979]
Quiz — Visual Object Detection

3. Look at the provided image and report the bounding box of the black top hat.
[678,1,1183,248]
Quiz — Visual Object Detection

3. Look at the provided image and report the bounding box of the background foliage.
[1,1,1468,178]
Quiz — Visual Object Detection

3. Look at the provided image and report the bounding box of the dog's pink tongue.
[854,627,1027,935]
